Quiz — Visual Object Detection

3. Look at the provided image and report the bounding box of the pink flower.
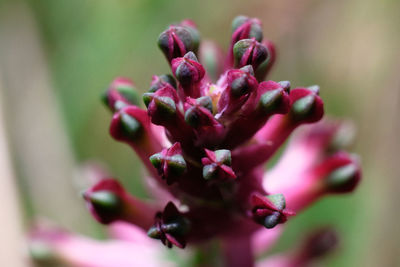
[31,15,361,267]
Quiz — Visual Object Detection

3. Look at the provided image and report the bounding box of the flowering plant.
[31,16,361,267]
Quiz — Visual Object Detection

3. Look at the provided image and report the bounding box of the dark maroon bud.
[149,74,177,93]
[250,193,295,229]
[158,23,199,62]
[301,227,339,259]
[289,88,324,123]
[149,143,187,185]
[145,86,180,125]
[110,111,143,142]
[102,77,140,112]
[172,52,205,87]
[233,39,269,72]
[217,66,258,117]
[147,202,190,249]
[83,179,157,229]
[201,149,236,181]
[323,155,361,194]
[231,15,263,43]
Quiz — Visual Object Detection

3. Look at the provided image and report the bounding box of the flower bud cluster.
[31,16,361,267]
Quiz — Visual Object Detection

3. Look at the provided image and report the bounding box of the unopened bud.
[201,149,236,181]
[251,193,295,229]
[149,74,177,93]
[259,88,284,113]
[120,112,142,139]
[289,88,324,123]
[231,15,263,43]
[102,78,140,111]
[147,202,190,249]
[149,143,187,185]
[233,39,269,71]
[158,25,199,62]
[326,163,360,193]
[172,52,205,87]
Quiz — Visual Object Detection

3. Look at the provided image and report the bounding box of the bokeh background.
[0,0,399,266]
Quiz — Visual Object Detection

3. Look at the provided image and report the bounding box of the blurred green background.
[0,0,399,266]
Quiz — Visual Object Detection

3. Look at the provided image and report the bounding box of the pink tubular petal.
[272,152,361,212]
[30,226,175,267]
[108,222,156,245]
[264,119,348,193]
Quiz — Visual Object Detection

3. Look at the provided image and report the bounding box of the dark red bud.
[110,110,143,142]
[172,52,205,87]
[82,179,125,224]
[149,74,177,93]
[251,193,295,229]
[149,143,187,185]
[301,227,339,259]
[201,149,236,181]
[231,15,263,43]
[102,77,140,112]
[233,39,269,72]
[158,24,199,62]
[146,86,180,125]
[147,202,190,249]
[289,88,324,123]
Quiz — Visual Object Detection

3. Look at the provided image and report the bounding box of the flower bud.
[111,111,143,142]
[145,86,179,125]
[149,143,187,185]
[184,96,214,127]
[83,179,157,229]
[231,15,263,43]
[158,23,199,63]
[256,80,291,116]
[250,193,295,229]
[172,52,205,97]
[147,202,190,249]
[289,87,324,123]
[227,16,263,67]
[201,149,236,181]
[148,74,177,93]
[325,162,361,193]
[102,77,140,112]
[85,190,122,224]
[217,66,258,118]
[259,87,289,114]
[300,227,339,260]
[233,39,269,73]
[183,97,225,147]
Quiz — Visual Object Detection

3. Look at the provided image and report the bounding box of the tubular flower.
[31,16,362,267]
